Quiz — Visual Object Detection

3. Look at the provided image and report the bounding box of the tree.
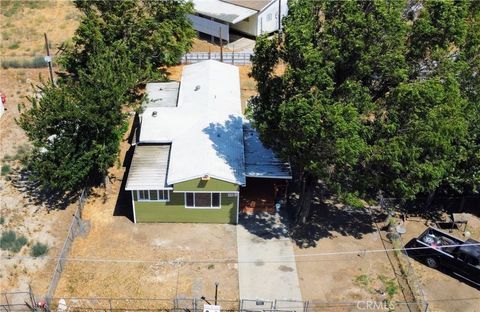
[19,44,145,192]
[250,0,479,222]
[19,0,195,194]
[62,0,195,79]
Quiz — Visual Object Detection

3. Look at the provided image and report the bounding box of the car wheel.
[425,257,438,268]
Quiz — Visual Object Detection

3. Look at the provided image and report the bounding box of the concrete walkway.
[226,36,256,52]
[237,212,303,305]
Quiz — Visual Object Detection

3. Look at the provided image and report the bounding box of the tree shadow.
[202,115,245,184]
[9,167,78,210]
[383,196,480,224]
[239,211,291,240]
[292,204,387,248]
[289,189,387,248]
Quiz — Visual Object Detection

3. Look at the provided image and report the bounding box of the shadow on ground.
[239,211,290,240]
[112,115,137,222]
[9,167,78,210]
[112,144,134,222]
[290,201,387,248]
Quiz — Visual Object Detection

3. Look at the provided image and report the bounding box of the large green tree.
[250,0,479,222]
[19,44,144,192]
[19,0,195,194]
[62,0,195,78]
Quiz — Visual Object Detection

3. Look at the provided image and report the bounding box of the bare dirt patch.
[0,67,75,295]
[292,204,404,305]
[1,0,80,295]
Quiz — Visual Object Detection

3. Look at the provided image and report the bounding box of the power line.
[2,242,479,265]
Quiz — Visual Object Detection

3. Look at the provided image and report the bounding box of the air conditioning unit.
[203,304,221,312]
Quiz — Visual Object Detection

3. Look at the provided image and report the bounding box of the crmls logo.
[356,301,395,310]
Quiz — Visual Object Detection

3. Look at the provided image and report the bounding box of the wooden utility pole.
[44,33,54,84]
[278,0,282,38]
[219,27,223,63]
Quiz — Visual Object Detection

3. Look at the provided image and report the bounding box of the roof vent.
[194,85,201,91]
[152,111,158,117]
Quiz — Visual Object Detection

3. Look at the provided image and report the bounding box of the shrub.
[378,275,399,298]
[31,242,48,257]
[341,192,365,209]
[8,42,20,49]
[15,236,28,252]
[0,216,4,225]
[1,56,47,69]
[0,230,28,253]
[1,164,11,176]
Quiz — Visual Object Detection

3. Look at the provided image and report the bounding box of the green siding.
[174,177,239,192]
[134,192,237,224]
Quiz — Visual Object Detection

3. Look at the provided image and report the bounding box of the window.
[185,192,221,208]
[149,190,158,200]
[158,190,169,201]
[136,190,170,202]
[212,193,220,207]
[139,190,149,200]
[266,13,272,22]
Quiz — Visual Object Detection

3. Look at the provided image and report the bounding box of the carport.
[241,122,292,213]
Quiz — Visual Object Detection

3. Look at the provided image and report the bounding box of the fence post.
[3,293,11,312]
[109,299,112,312]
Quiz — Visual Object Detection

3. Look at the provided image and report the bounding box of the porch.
[240,177,287,214]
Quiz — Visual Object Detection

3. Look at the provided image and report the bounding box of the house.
[188,0,288,41]
[125,60,291,223]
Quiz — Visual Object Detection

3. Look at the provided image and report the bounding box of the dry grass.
[191,37,231,53]
[0,0,79,57]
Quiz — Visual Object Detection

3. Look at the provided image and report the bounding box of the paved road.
[237,212,303,307]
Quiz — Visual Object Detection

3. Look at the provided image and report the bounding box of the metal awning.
[243,122,292,179]
[125,145,172,190]
[193,0,257,24]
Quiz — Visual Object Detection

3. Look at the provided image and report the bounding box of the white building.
[189,0,288,41]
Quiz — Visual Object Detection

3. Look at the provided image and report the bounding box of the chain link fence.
[45,188,90,305]
[2,293,442,312]
[180,52,253,65]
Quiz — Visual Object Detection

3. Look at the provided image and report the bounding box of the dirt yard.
[0,62,75,298]
[51,106,238,300]
[292,204,405,306]
[1,1,81,296]
[400,218,480,312]
[0,67,77,295]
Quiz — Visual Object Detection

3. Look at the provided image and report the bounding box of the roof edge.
[168,174,244,186]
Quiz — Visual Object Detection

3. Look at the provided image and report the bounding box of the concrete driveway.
[237,212,303,305]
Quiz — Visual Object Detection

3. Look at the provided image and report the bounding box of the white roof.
[145,82,180,107]
[125,145,171,190]
[192,0,257,24]
[139,60,246,186]
[243,121,292,179]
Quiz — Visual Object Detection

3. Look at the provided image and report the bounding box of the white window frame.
[136,190,170,202]
[184,192,221,209]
